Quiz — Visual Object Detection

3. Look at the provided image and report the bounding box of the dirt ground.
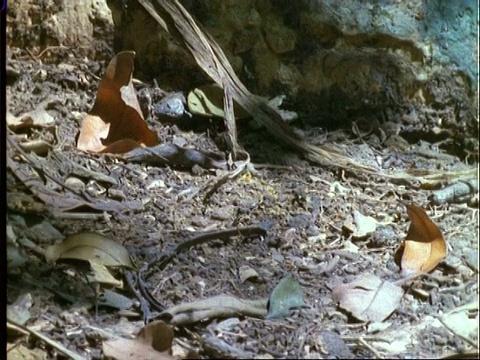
[5,6,479,360]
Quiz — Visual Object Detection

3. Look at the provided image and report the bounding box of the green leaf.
[266,275,307,319]
[187,85,250,119]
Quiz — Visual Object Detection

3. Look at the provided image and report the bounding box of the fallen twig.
[131,225,267,322]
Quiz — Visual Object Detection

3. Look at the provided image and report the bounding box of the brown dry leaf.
[7,108,55,130]
[77,51,158,153]
[400,203,447,278]
[44,232,135,269]
[332,274,404,323]
[103,321,176,360]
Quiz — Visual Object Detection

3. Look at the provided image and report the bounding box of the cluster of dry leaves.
[333,203,448,324]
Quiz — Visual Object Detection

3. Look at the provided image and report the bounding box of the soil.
[5,5,479,360]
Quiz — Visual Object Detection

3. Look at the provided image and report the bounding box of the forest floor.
[6,30,479,359]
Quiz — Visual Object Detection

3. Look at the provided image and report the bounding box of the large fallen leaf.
[103,321,175,360]
[77,51,158,153]
[400,203,447,278]
[332,274,404,323]
[266,275,307,319]
[45,232,135,269]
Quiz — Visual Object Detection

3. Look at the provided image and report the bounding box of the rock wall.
[6,0,478,156]
[7,0,113,60]
[106,0,477,156]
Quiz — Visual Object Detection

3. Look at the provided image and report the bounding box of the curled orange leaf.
[400,203,447,278]
[77,51,158,153]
